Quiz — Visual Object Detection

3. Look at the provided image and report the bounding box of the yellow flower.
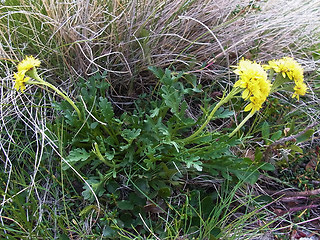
[265,56,307,99]
[244,96,267,114]
[13,71,30,93]
[13,56,41,92]
[17,55,41,72]
[292,81,307,101]
[234,59,271,113]
[265,57,304,83]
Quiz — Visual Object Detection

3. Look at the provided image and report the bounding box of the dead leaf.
[144,200,165,214]
[305,156,318,171]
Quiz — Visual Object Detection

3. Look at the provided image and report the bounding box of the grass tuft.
[1,0,320,91]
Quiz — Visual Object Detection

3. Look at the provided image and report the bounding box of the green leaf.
[245,172,260,184]
[57,234,70,240]
[63,148,91,170]
[214,107,234,119]
[255,195,273,204]
[159,163,178,179]
[210,227,222,238]
[120,212,134,228]
[158,187,171,198]
[129,193,146,206]
[184,156,202,171]
[148,66,164,79]
[99,97,114,121]
[184,74,202,93]
[296,129,314,143]
[194,134,213,143]
[105,150,115,161]
[121,128,141,143]
[254,148,263,161]
[117,200,134,210]
[103,225,116,237]
[134,178,150,197]
[82,178,106,201]
[150,107,160,118]
[161,69,174,85]
[161,85,182,114]
[139,28,150,38]
[288,119,296,136]
[79,205,99,217]
[271,130,282,141]
[164,140,180,152]
[259,163,275,171]
[119,143,131,151]
[261,121,270,140]
[201,196,214,214]
[288,144,303,153]
[233,169,259,184]
[90,122,99,129]
[106,180,120,194]
[158,123,170,136]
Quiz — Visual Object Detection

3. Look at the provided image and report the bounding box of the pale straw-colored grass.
[1,0,319,86]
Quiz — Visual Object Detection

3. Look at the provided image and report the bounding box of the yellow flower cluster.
[266,57,307,100]
[12,56,82,120]
[233,59,271,114]
[13,56,41,92]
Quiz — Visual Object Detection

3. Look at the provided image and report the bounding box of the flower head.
[234,59,271,114]
[17,55,41,72]
[292,81,307,101]
[265,57,307,100]
[13,71,30,92]
[244,96,266,113]
[265,57,303,82]
[13,56,41,92]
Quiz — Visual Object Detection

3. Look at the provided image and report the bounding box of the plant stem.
[228,112,255,138]
[270,72,287,94]
[26,68,82,120]
[184,87,240,142]
[93,142,115,168]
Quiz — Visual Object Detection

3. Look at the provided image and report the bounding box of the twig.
[265,188,320,198]
[288,204,319,213]
[263,122,318,162]
[276,215,320,232]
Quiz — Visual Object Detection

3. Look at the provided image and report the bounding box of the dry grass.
[1,0,320,91]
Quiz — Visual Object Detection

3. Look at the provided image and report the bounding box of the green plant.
[50,66,277,238]
[0,117,72,239]
[7,49,315,238]
[112,179,279,240]
[55,67,272,192]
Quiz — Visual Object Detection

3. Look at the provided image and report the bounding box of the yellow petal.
[234,80,242,88]
[244,103,253,112]
[17,56,41,72]
[242,89,250,100]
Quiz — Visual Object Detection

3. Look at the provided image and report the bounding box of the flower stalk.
[26,68,82,120]
[92,142,115,168]
[13,56,82,120]
[185,58,273,142]
[265,57,307,100]
[184,87,241,142]
[228,112,254,138]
